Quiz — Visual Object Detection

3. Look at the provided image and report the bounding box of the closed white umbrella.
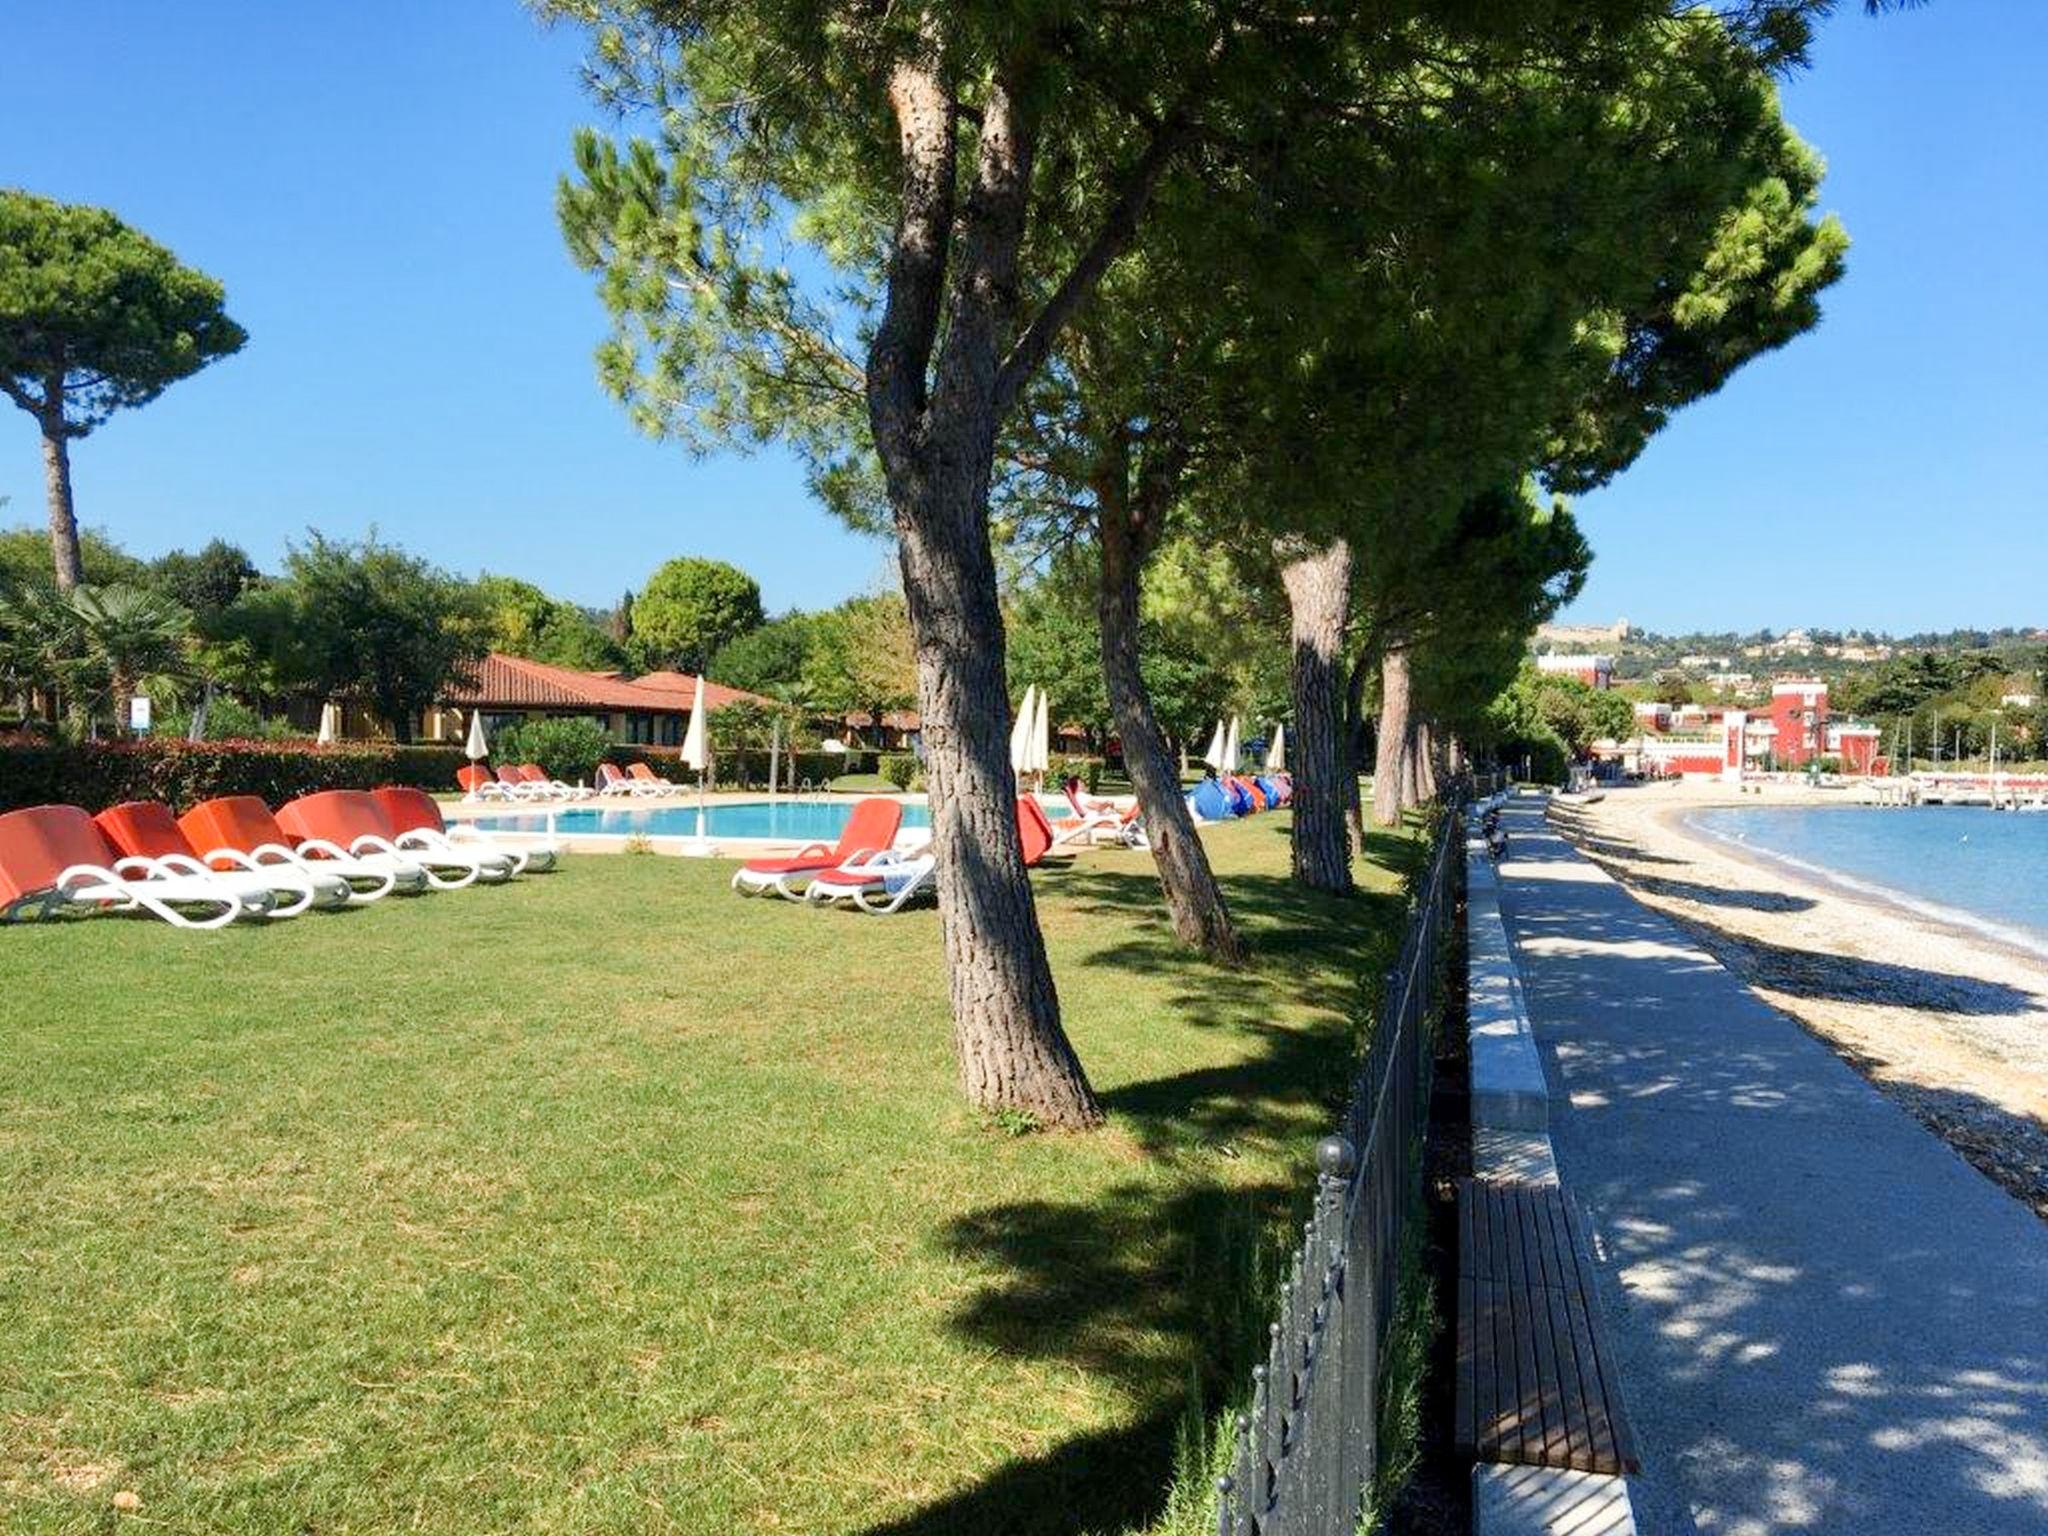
[1224,715,1241,773]
[1029,685,1052,776]
[317,701,340,745]
[1203,719,1228,772]
[464,709,489,761]
[680,675,714,854]
[1265,723,1286,772]
[1009,685,1040,775]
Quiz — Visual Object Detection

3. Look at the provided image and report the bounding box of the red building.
[1767,679,1829,766]
[1829,723,1883,774]
[1535,653,1614,690]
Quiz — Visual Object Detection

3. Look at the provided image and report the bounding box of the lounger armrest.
[58,860,131,895]
[295,836,354,863]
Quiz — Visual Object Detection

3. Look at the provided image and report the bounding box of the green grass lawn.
[0,814,1422,1535]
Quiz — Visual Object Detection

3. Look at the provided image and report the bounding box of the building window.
[661,715,683,747]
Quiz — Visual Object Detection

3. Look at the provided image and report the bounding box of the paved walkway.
[1493,802,2048,1536]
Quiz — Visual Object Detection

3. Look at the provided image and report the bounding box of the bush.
[158,695,300,742]
[1046,753,1104,793]
[0,736,467,814]
[713,748,875,790]
[492,717,611,783]
[877,752,919,790]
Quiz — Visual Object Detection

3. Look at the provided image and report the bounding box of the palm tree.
[0,581,81,724]
[63,584,194,736]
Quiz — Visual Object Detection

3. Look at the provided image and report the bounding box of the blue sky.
[1,3,2039,633]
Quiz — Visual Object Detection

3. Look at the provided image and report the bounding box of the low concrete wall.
[1467,836,1552,1146]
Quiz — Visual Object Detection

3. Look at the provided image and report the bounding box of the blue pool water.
[473,795,1070,843]
[1687,805,2048,958]
[475,798,933,841]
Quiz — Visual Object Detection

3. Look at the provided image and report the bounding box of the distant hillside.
[1536,622,2047,684]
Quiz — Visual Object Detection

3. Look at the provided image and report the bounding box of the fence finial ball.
[1315,1134,1356,1180]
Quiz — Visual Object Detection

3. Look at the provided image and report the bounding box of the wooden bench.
[1456,1179,1638,1476]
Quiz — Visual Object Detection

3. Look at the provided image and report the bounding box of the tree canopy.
[0,190,246,589]
[630,556,764,670]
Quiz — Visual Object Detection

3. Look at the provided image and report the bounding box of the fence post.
[1316,1134,1359,1527]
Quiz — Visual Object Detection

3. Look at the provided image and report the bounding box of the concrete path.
[1492,801,2048,1536]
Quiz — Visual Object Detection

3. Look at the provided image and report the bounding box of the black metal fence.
[1217,801,1462,1535]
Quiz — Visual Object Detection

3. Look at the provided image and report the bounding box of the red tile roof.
[842,709,922,731]
[443,654,773,713]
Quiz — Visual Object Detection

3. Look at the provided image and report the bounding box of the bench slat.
[1455,1179,1639,1476]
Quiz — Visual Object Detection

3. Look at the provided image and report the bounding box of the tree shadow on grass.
[864,1177,1290,1536]
[860,825,1435,1536]
[858,1408,1185,1536]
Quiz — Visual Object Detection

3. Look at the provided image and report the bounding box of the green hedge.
[0,737,469,815]
[709,749,878,790]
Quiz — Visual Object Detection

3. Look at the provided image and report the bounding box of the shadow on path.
[1495,802,2048,1536]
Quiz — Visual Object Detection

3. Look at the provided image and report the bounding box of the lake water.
[1686,804,2048,959]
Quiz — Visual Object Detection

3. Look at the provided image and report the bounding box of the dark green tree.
[0,191,246,590]
[271,532,486,742]
[150,539,259,624]
[709,612,814,695]
[630,557,763,671]
[474,573,626,670]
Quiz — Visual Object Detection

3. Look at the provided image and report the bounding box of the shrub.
[1046,753,1104,792]
[0,736,466,814]
[714,748,874,789]
[158,695,299,742]
[878,752,919,790]
[492,717,610,783]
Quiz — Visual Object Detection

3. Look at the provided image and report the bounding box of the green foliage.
[149,540,259,623]
[0,736,465,813]
[0,524,148,590]
[263,532,488,742]
[877,752,918,790]
[630,557,763,670]
[491,716,611,782]
[0,580,194,735]
[709,612,813,695]
[158,692,296,742]
[800,592,917,719]
[473,573,625,670]
[705,696,787,751]
[0,190,246,436]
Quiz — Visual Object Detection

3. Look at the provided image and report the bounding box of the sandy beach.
[1544,779,2048,1220]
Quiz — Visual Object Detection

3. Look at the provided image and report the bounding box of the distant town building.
[1534,619,1631,648]
[2002,692,2038,710]
[1534,652,1614,690]
[1828,722,1883,774]
[1706,670,1755,693]
[1767,678,1829,766]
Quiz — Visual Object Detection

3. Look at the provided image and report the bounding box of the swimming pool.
[469,795,1083,843]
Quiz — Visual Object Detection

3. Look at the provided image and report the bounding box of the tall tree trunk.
[1413,720,1440,803]
[1373,644,1411,827]
[1342,649,1374,850]
[1098,491,1244,964]
[1278,538,1352,892]
[858,41,1187,1129]
[893,461,1101,1127]
[40,404,83,592]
